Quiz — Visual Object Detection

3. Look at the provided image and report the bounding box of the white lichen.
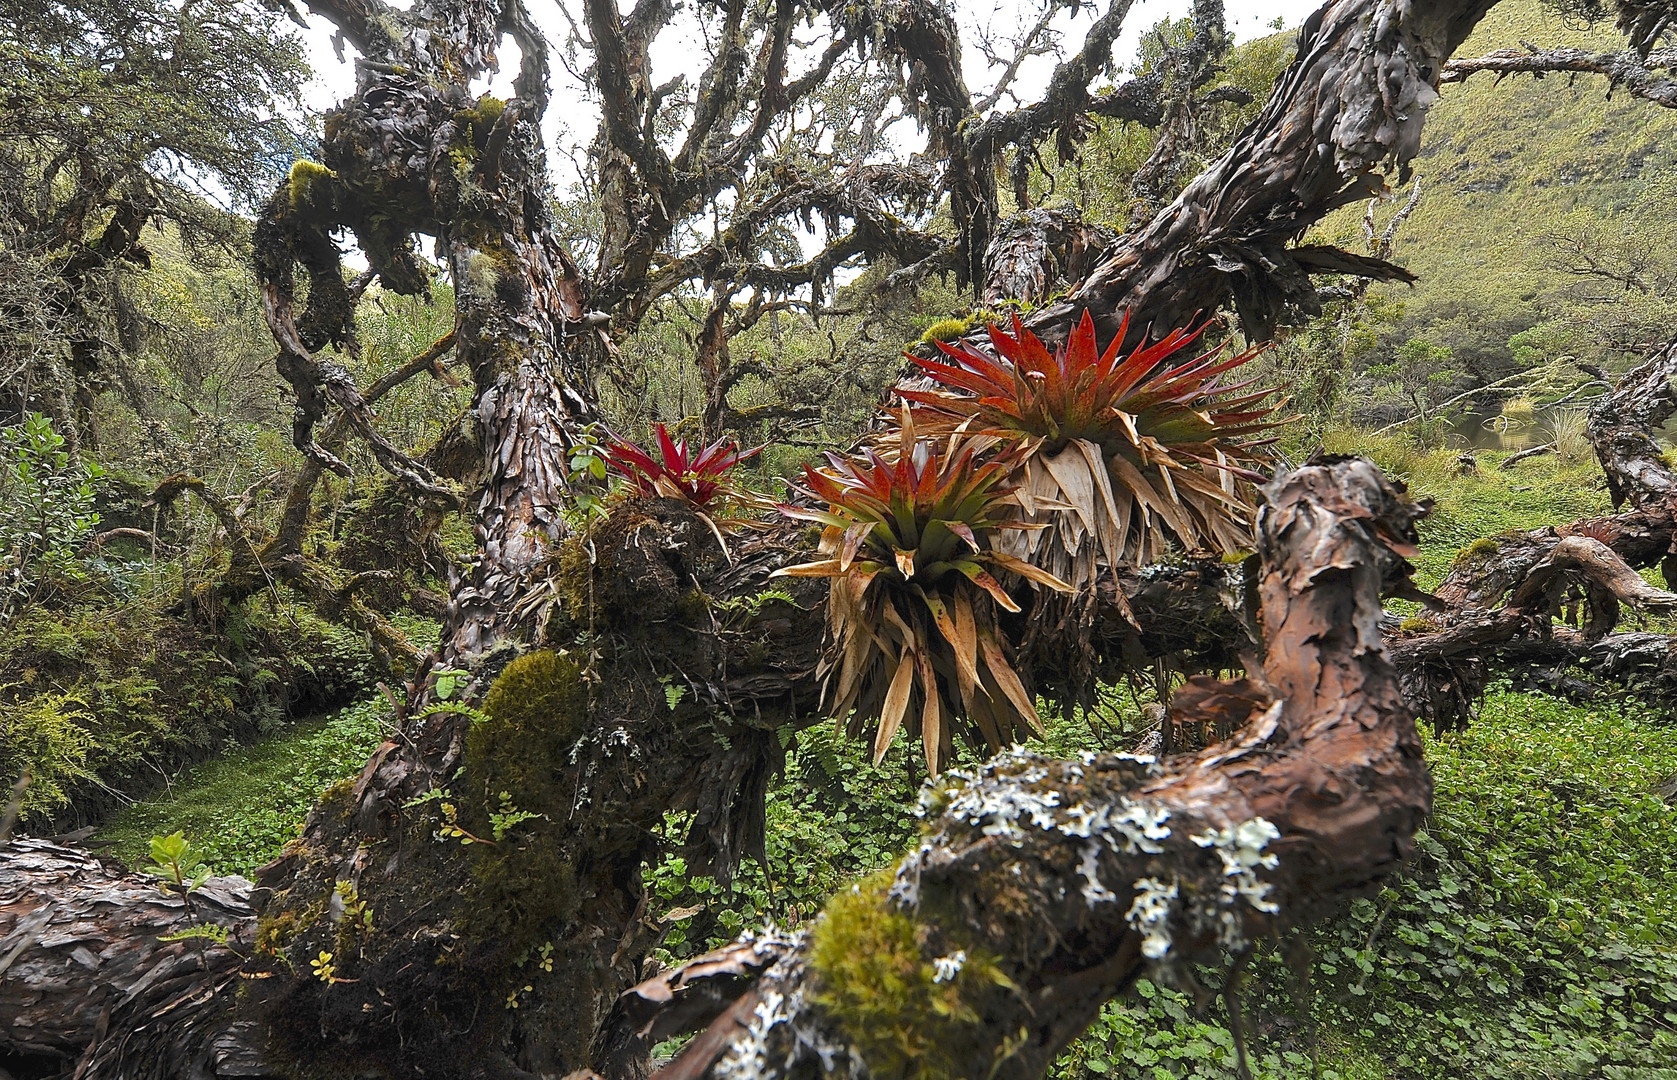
[893,749,1176,911]
[712,938,858,1080]
[931,950,966,983]
[1125,876,1180,959]
[1191,816,1282,915]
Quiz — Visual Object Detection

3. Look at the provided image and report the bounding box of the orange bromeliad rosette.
[775,411,1071,776]
[901,310,1286,590]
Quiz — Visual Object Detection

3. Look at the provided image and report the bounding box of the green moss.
[1454,537,1502,565]
[317,778,358,823]
[1400,616,1436,634]
[465,840,579,956]
[454,95,507,148]
[287,160,337,212]
[918,318,973,346]
[809,873,1014,1079]
[459,651,589,953]
[463,249,502,300]
[477,651,587,758]
[674,588,711,625]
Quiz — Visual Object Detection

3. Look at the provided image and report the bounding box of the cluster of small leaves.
[1296,692,1677,1080]
[0,414,104,622]
[140,830,212,893]
[563,422,613,525]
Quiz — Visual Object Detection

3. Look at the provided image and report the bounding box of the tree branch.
[1015,0,1501,349]
[1442,45,1677,108]
[602,458,1433,1079]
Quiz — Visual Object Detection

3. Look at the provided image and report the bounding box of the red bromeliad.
[603,424,763,509]
[901,311,1286,581]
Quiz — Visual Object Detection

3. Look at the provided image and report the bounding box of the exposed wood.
[1444,45,1677,109]
[1498,442,1554,469]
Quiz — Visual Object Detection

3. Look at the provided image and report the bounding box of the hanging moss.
[809,873,1016,1080]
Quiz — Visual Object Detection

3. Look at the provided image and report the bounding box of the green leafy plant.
[776,415,1071,776]
[487,791,544,841]
[335,880,375,933]
[0,687,96,823]
[141,830,212,893]
[432,667,470,700]
[902,311,1283,582]
[0,413,104,621]
[563,421,612,524]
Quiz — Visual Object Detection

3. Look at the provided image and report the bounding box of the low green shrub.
[96,697,391,877]
[0,600,385,828]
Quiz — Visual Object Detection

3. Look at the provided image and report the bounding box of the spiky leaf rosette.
[603,423,763,509]
[901,311,1284,589]
[773,418,1071,777]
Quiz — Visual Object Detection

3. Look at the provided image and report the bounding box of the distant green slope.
[1311,0,1677,379]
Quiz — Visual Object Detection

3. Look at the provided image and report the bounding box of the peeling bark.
[0,840,257,1078]
[1444,45,1677,110]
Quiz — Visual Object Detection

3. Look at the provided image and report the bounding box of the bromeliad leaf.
[603,423,763,509]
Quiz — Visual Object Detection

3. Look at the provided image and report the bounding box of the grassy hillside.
[1312,0,1677,382]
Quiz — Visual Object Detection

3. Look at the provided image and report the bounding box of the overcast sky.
[295,0,1324,183]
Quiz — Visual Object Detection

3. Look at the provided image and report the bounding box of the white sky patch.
[289,0,1322,280]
